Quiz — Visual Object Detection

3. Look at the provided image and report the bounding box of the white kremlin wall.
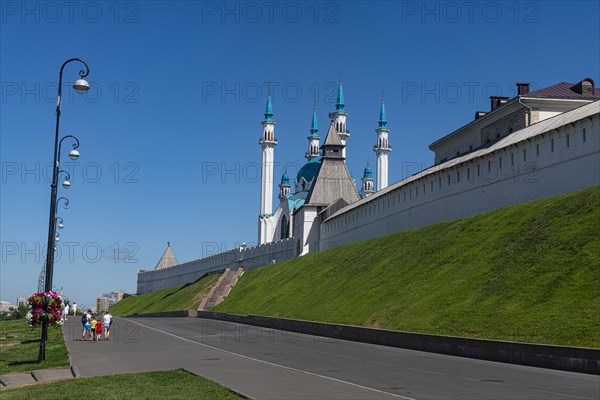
[319,102,599,250]
[137,238,295,294]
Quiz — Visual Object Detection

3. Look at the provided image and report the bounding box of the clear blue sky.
[1,1,598,308]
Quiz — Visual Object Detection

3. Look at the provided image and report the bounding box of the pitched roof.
[322,122,343,146]
[305,157,360,205]
[306,123,359,205]
[430,80,599,150]
[154,242,179,270]
[525,81,600,100]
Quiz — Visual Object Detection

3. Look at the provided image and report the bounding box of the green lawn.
[110,273,220,317]
[0,320,69,374]
[215,186,600,348]
[1,369,243,399]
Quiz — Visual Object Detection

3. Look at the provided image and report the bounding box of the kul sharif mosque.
[257,78,391,251]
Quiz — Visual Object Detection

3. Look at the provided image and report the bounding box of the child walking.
[95,319,103,341]
[90,316,97,341]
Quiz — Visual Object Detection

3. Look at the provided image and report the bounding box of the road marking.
[311,348,361,361]
[532,388,593,399]
[460,376,511,387]
[407,367,445,376]
[125,318,416,400]
[368,360,397,367]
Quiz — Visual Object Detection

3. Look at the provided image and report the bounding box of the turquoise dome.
[363,164,373,179]
[296,156,322,184]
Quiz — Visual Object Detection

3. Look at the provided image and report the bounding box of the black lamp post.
[38,58,90,363]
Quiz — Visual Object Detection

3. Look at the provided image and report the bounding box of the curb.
[125,310,197,318]
[66,322,81,378]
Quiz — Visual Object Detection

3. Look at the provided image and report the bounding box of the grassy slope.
[1,370,243,400]
[110,273,220,316]
[0,320,69,374]
[215,186,600,348]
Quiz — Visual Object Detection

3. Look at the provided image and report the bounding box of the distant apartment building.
[96,297,109,313]
[103,291,126,307]
[96,291,126,313]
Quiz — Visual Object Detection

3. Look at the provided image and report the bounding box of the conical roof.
[306,124,359,205]
[310,104,319,136]
[335,77,345,111]
[154,242,179,270]
[378,95,387,128]
[264,83,274,122]
[363,164,373,179]
[322,122,343,146]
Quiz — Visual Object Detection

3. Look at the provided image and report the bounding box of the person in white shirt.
[63,304,69,321]
[82,310,92,341]
[103,311,112,341]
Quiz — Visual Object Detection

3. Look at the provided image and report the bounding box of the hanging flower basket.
[26,291,64,327]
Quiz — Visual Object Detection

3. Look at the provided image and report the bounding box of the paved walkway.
[0,367,75,389]
[62,318,400,399]
[60,317,599,400]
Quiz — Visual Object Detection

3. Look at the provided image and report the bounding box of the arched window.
[280,215,289,240]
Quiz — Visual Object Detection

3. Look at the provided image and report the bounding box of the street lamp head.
[58,223,64,229]
[69,149,80,160]
[62,180,71,189]
[73,79,90,94]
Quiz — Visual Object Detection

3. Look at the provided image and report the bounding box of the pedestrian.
[95,319,103,341]
[81,311,91,341]
[63,304,69,322]
[85,309,92,340]
[90,316,97,341]
[103,311,112,341]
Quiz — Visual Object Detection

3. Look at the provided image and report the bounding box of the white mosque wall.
[137,238,296,294]
[293,206,320,256]
[319,112,599,250]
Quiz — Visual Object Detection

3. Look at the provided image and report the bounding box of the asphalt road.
[63,317,599,399]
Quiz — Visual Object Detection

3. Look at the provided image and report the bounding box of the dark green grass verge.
[215,186,600,348]
[109,274,220,317]
[0,320,69,374]
[1,369,244,399]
